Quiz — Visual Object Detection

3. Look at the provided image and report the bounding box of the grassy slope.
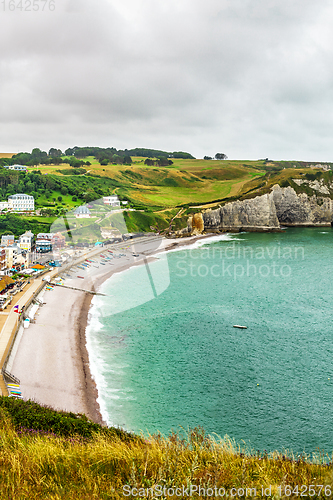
[34,157,267,208]
[28,157,333,234]
[0,398,330,499]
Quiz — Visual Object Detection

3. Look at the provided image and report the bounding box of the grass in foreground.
[0,398,332,499]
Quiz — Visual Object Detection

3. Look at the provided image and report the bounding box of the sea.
[86,227,333,455]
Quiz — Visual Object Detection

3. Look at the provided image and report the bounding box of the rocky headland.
[178,184,333,235]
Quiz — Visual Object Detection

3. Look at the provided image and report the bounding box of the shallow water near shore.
[86,228,333,454]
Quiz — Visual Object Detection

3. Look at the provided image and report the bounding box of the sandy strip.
[11,233,219,423]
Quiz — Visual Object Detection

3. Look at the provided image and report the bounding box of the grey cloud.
[1,0,333,160]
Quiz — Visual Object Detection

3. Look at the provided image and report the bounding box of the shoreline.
[10,233,232,424]
[78,232,225,425]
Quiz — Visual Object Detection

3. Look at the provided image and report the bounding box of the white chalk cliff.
[179,185,333,235]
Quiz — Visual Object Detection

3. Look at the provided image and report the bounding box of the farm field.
[1,152,331,236]
[34,157,267,208]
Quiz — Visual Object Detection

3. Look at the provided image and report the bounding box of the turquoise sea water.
[86,228,333,454]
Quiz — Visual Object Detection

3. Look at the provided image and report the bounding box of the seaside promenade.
[0,235,164,398]
[0,269,58,396]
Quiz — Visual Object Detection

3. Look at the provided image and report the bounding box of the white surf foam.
[85,297,112,425]
[159,233,242,256]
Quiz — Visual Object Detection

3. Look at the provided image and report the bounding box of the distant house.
[8,194,34,212]
[3,164,28,172]
[103,196,120,207]
[74,205,91,218]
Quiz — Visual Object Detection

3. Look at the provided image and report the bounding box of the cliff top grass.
[0,397,331,499]
[34,157,333,211]
[2,154,333,235]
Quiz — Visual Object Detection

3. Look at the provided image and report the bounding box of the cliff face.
[271,185,333,225]
[179,185,333,235]
[202,192,279,232]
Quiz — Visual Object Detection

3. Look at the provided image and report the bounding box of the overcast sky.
[1,0,333,160]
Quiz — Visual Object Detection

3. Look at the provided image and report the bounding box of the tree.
[123,155,132,165]
[51,157,63,165]
[49,148,62,157]
[112,154,121,164]
[57,196,62,202]
[100,159,109,166]
[215,153,228,160]
[157,157,170,167]
[84,190,98,202]
[204,156,212,160]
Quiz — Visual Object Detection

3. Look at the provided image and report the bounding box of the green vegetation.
[0,146,194,170]
[0,398,330,499]
[1,147,333,236]
[0,214,53,238]
[0,396,136,441]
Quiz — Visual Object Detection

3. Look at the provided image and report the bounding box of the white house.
[18,231,34,252]
[74,205,91,218]
[8,194,34,212]
[4,164,28,172]
[103,196,120,207]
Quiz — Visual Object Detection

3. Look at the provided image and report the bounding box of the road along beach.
[10,234,214,424]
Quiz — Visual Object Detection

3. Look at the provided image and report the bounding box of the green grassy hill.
[1,155,332,237]
[0,396,330,499]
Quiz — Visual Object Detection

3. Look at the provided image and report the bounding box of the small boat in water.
[233,325,247,329]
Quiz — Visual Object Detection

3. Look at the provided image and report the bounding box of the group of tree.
[144,158,174,167]
[204,153,228,160]
[0,146,195,169]
[0,213,52,238]
[130,148,194,159]
[0,167,122,205]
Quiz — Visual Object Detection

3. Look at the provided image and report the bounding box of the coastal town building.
[0,249,6,275]
[4,244,27,270]
[52,232,66,249]
[18,231,34,252]
[1,235,14,247]
[74,205,91,218]
[103,196,120,207]
[8,194,34,212]
[36,233,54,253]
[0,193,34,213]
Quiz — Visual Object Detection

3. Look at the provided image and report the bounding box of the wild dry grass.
[0,409,331,499]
